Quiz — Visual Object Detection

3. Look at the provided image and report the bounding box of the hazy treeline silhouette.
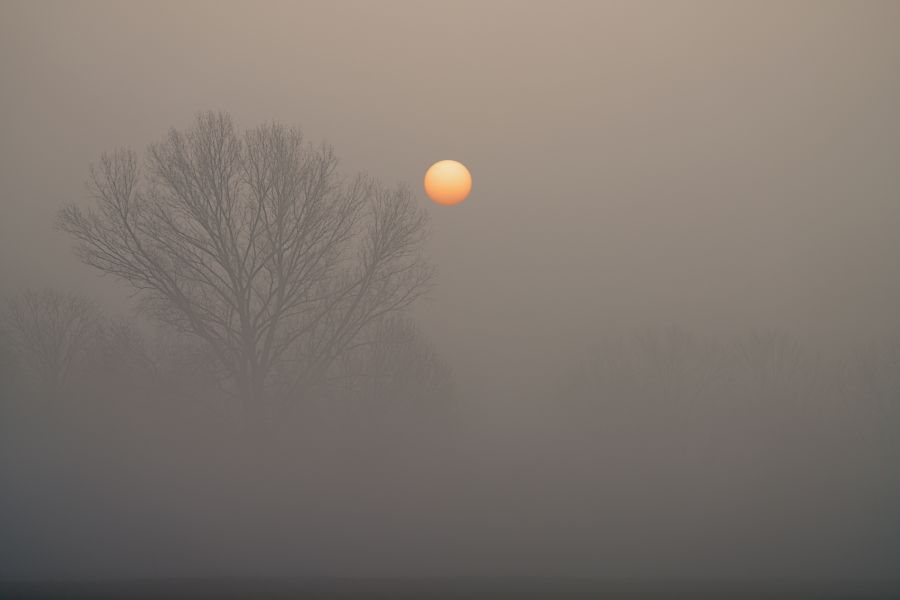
[530,327,900,576]
[0,287,452,421]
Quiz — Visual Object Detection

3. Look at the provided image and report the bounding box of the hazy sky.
[2,0,900,406]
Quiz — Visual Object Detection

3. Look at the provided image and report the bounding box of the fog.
[1,0,899,588]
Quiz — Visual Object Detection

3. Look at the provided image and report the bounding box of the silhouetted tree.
[567,327,727,411]
[58,112,433,421]
[97,319,220,403]
[733,330,806,399]
[330,315,453,407]
[2,289,103,398]
[839,330,900,436]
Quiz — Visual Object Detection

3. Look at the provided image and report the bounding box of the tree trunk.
[239,375,271,438]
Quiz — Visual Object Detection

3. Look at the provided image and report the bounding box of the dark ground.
[2,578,900,599]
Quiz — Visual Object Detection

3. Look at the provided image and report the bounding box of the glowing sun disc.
[424,160,472,205]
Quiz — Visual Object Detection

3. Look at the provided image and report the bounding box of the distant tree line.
[553,325,900,450]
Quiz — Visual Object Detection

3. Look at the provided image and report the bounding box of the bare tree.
[329,315,453,407]
[568,327,727,408]
[733,330,806,400]
[98,319,220,401]
[839,330,900,422]
[58,112,432,420]
[2,289,103,397]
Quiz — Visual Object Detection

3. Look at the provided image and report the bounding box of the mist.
[1,1,899,593]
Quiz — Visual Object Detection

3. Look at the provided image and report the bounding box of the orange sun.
[424,160,472,206]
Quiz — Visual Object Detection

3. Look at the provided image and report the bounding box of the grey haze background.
[2,0,900,581]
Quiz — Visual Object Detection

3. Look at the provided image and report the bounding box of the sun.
[424,160,472,206]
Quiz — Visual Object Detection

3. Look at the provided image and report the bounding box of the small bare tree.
[733,330,806,399]
[58,112,433,420]
[98,319,219,400]
[2,289,103,396]
[330,315,453,406]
